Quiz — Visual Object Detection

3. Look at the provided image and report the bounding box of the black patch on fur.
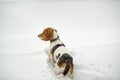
[50,44,65,63]
[51,44,65,54]
[56,53,61,59]
[59,53,73,76]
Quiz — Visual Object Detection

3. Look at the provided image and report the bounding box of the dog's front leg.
[49,53,55,67]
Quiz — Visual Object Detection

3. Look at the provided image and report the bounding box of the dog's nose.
[38,35,40,37]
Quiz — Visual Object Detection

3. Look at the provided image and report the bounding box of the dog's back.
[38,27,73,77]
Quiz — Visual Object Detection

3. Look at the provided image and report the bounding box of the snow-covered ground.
[0,44,120,80]
[0,0,120,80]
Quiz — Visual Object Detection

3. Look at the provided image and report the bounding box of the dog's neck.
[50,35,59,43]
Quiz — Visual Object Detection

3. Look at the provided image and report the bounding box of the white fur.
[40,36,43,40]
[48,29,71,76]
[53,30,58,39]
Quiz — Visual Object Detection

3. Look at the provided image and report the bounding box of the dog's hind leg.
[54,63,61,75]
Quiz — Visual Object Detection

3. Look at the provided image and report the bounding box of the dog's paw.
[70,74,74,79]
[56,74,64,78]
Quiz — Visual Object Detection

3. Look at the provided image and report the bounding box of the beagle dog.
[38,27,73,77]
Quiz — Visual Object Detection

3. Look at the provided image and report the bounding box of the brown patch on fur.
[57,60,64,68]
[57,60,66,68]
[57,56,73,75]
[60,63,66,68]
[38,27,54,41]
[50,52,54,64]
[69,63,73,74]
[57,60,73,75]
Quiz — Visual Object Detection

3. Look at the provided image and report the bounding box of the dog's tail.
[63,60,70,76]
[63,58,73,76]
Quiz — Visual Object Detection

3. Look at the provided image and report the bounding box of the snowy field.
[0,44,120,80]
[0,0,120,80]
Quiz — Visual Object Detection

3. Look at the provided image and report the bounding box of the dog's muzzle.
[38,34,40,37]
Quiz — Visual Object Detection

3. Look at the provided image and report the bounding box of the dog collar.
[50,35,59,43]
[50,38,58,43]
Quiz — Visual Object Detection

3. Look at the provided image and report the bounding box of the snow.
[0,0,120,80]
[0,44,120,80]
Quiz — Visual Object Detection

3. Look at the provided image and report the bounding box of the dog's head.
[38,27,58,41]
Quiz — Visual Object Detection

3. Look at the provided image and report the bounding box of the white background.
[0,0,120,80]
[0,0,120,53]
